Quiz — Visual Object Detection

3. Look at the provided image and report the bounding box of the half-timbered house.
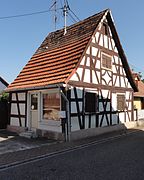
[133,73,144,119]
[6,9,137,140]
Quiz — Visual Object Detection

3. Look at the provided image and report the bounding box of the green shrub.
[0,92,9,101]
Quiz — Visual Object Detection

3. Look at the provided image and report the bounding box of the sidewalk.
[0,127,143,169]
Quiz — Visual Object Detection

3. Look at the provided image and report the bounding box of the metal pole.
[59,88,71,142]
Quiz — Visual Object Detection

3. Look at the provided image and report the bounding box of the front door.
[30,93,39,130]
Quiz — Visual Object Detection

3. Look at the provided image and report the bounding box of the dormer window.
[102,53,112,70]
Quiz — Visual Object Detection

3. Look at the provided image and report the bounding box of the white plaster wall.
[12,93,16,101]
[71,115,96,131]
[95,32,100,43]
[119,112,125,123]
[10,118,19,126]
[108,38,112,50]
[92,71,98,84]
[120,77,125,88]
[11,103,18,115]
[11,103,25,115]
[99,115,109,127]
[114,56,119,64]
[85,115,96,129]
[18,93,26,101]
[86,57,90,66]
[95,59,100,69]
[99,102,103,112]
[92,46,98,57]
[112,93,117,111]
[102,71,112,85]
[112,114,118,125]
[86,46,90,54]
[112,65,117,74]
[99,34,103,46]
[71,87,83,99]
[71,102,82,113]
[76,67,83,80]
[104,35,108,49]
[83,69,90,83]
[80,57,85,65]
[19,104,25,115]
[10,117,25,127]
[126,112,131,122]
[70,73,79,81]
[101,89,109,99]
[71,117,80,131]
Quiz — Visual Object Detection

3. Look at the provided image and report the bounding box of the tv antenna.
[63,0,70,35]
[49,0,58,30]
[49,0,80,34]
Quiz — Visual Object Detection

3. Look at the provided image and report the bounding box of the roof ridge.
[49,9,109,35]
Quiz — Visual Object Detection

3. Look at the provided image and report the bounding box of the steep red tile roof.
[7,9,137,92]
[7,10,106,91]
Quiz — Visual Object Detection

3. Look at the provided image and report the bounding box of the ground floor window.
[117,94,125,111]
[85,92,97,113]
[42,91,60,120]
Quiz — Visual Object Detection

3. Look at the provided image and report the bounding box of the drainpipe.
[59,87,71,142]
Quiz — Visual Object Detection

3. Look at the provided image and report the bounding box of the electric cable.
[0,8,62,20]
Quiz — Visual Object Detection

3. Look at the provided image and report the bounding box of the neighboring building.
[0,76,8,93]
[133,73,144,119]
[6,9,137,140]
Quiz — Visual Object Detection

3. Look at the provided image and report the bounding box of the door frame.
[27,91,41,130]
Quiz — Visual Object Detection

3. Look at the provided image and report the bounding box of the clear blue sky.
[0,0,144,83]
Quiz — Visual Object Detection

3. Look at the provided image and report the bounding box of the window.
[117,94,125,111]
[85,92,97,113]
[102,23,108,35]
[31,94,38,110]
[102,53,112,70]
[42,92,60,120]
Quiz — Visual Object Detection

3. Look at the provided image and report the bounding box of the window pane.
[31,94,38,110]
[43,93,60,120]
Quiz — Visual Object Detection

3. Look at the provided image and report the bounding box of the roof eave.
[5,83,64,93]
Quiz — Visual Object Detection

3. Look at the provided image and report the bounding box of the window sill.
[40,119,61,126]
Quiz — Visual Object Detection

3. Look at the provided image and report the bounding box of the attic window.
[102,23,108,35]
[102,53,112,70]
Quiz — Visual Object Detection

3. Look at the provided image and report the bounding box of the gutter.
[5,83,64,93]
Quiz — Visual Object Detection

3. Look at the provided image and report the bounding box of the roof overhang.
[5,83,64,93]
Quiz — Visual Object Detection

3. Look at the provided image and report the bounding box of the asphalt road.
[1,130,144,180]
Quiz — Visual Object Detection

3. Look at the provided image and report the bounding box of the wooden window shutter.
[117,94,125,111]
[85,92,97,113]
[102,54,112,70]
